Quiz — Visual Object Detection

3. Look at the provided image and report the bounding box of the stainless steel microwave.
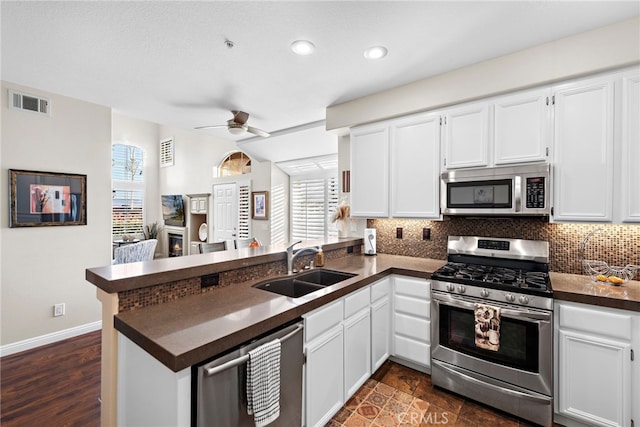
[440,164,550,216]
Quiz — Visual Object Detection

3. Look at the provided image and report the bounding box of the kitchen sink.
[253,269,357,298]
[295,269,357,286]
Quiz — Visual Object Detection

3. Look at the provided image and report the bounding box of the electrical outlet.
[396,227,403,239]
[54,303,65,317]
[422,228,431,240]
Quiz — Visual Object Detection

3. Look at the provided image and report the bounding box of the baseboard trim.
[0,320,102,357]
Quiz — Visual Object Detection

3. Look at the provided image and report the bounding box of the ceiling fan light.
[291,40,315,56]
[364,46,388,60]
[228,126,246,135]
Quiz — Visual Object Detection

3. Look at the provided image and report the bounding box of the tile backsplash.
[368,218,640,278]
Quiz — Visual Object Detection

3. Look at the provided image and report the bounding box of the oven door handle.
[433,360,550,404]
[433,294,551,322]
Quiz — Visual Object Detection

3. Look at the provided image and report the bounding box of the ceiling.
[2,1,638,162]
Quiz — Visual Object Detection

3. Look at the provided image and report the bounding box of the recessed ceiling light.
[291,40,315,56]
[364,46,388,60]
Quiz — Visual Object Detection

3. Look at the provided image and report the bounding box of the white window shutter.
[160,138,174,167]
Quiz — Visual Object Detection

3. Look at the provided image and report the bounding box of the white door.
[212,183,237,243]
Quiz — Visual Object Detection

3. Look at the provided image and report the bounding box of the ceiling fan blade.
[246,126,270,138]
[194,124,227,130]
[232,110,250,125]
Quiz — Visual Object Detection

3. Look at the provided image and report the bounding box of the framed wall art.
[9,169,87,227]
[251,191,269,220]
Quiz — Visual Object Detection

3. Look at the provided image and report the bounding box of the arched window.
[112,143,144,237]
[217,151,251,177]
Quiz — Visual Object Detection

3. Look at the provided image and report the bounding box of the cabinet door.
[390,113,441,218]
[557,330,631,427]
[306,327,344,427]
[552,76,615,222]
[350,124,390,217]
[494,88,551,165]
[443,102,490,169]
[190,198,199,213]
[620,73,640,222]
[197,198,207,213]
[343,309,371,399]
[371,297,390,372]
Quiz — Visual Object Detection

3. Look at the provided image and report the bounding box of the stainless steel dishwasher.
[194,320,304,426]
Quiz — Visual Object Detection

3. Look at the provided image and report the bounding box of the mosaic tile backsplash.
[368,218,640,279]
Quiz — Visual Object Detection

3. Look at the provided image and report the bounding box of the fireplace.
[163,225,188,258]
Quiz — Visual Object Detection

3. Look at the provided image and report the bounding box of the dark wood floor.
[0,330,101,427]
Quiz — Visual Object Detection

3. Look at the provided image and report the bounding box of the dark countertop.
[105,244,640,372]
[114,253,446,372]
[550,272,640,312]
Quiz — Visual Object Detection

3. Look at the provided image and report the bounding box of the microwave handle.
[514,176,522,212]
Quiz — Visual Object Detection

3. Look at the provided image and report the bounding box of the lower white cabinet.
[555,301,639,427]
[392,276,431,369]
[304,300,345,427]
[344,308,371,397]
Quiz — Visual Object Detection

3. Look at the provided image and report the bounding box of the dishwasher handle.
[204,323,303,377]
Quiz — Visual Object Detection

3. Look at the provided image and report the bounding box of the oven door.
[431,290,552,396]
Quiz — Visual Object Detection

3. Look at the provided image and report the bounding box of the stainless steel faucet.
[286,240,321,274]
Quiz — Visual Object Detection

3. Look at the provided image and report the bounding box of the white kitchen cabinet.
[304,300,344,427]
[389,112,441,218]
[392,276,431,369]
[493,87,551,165]
[442,101,491,169]
[555,301,639,427]
[371,278,391,372]
[552,74,615,222]
[344,308,371,398]
[350,123,390,217]
[620,72,640,223]
[350,112,441,219]
[187,193,210,254]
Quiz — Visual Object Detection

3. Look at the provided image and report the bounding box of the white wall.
[1,82,111,346]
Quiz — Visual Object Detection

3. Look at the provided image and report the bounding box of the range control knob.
[446,283,455,292]
[457,285,466,294]
[505,293,516,303]
[519,295,530,305]
[480,289,490,298]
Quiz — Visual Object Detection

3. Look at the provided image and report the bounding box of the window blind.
[112,144,145,236]
[291,176,339,240]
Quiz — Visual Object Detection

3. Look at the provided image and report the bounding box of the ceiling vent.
[9,90,50,116]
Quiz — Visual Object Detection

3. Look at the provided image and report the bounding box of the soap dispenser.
[315,248,325,267]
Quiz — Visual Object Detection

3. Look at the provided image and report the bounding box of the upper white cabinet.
[552,74,615,222]
[493,87,551,165]
[442,87,551,170]
[551,68,640,223]
[350,124,390,217]
[620,72,640,223]
[351,112,441,219]
[442,101,491,169]
[390,113,441,218]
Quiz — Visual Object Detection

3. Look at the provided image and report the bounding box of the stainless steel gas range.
[430,236,553,427]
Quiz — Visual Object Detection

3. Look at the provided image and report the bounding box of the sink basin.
[254,278,325,298]
[253,269,357,298]
[295,269,357,286]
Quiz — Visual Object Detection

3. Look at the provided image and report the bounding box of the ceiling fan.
[194,110,270,137]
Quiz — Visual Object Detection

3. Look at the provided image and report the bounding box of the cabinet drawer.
[304,299,343,342]
[394,313,430,342]
[393,335,430,366]
[558,302,632,341]
[371,279,390,303]
[394,277,430,299]
[394,295,429,319]
[345,287,370,318]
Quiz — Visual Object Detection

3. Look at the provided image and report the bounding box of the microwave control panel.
[526,177,546,208]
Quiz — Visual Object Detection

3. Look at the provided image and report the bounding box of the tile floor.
[327,360,540,427]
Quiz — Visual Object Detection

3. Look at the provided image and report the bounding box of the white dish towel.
[246,338,281,427]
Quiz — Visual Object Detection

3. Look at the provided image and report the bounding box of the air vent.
[160,137,174,167]
[9,90,50,116]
